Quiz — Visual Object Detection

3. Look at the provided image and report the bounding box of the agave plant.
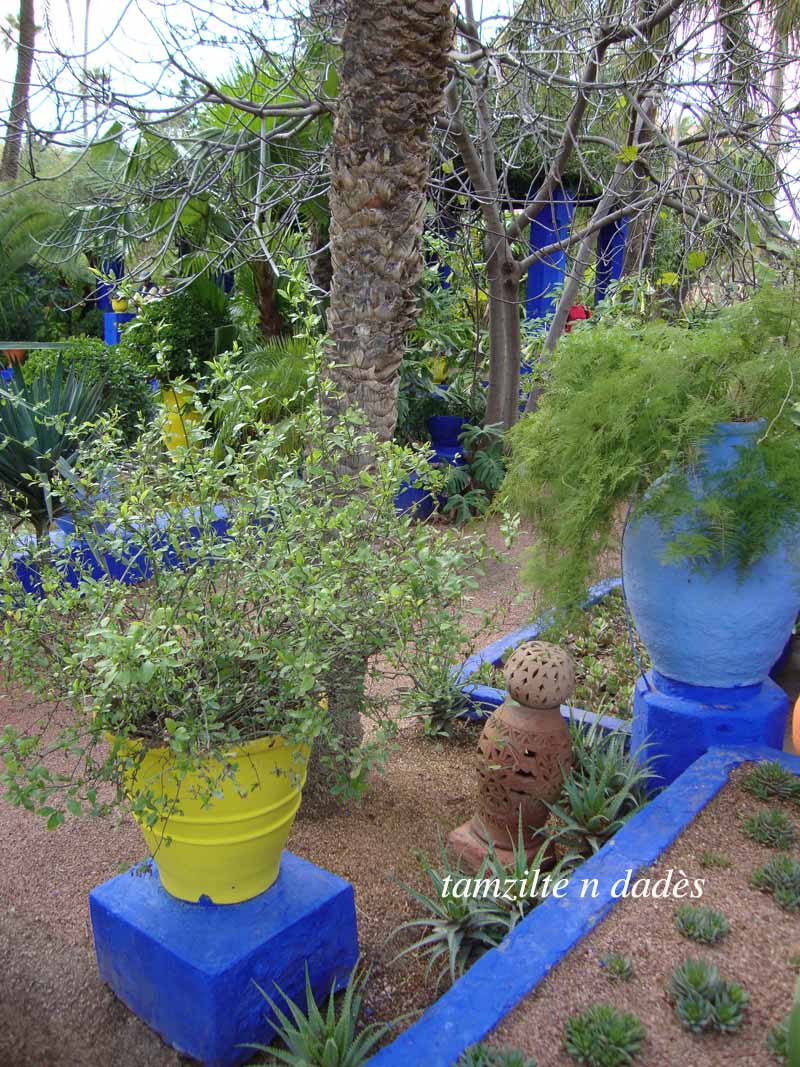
[248,966,393,1067]
[545,717,656,856]
[0,360,104,537]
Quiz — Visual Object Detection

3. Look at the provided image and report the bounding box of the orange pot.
[6,348,26,364]
[793,695,800,753]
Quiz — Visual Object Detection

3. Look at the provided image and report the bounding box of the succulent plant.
[667,957,748,1035]
[751,855,800,912]
[564,1003,646,1066]
[743,808,797,849]
[700,850,732,870]
[742,762,800,804]
[600,952,634,981]
[457,1045,537,1067]
[673,904,730,945]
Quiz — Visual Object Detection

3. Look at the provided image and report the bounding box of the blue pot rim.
[707,418,766,437]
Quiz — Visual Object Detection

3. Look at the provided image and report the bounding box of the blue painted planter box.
[367,743,800,1067]
[455,577,631,735]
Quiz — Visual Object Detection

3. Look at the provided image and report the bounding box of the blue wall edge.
[367,743,800,1066]
[456,576,630,735]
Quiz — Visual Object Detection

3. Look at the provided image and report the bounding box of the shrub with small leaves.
[752,855,800,912]
[564,1003,645,1066]
[600,953,634,981]
[743,809,797,849]
[456,1045,537,1067]
[700,850,731,870]
[248,966,393,1067]
[667,957,748,1035]
[673,904,730,945]
[742,762,800,804]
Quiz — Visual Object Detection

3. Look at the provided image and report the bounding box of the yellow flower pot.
[160,385,202,452]
[111,297,129,313]
[124,736,309,904]
[429,356,448,384]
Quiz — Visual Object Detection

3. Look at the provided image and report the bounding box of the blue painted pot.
[427,415,465,449]
[623,419,800,687]
[394,474,434,520]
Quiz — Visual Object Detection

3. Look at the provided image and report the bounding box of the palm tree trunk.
[323,0,452,457]
[250,259,283,339]
[1,0,36,182]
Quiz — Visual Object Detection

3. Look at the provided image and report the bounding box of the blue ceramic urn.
[622,420,800,687]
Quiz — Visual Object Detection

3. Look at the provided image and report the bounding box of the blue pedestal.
[632,669,788,786]
[595,216,628,304]
[103,311,135,345]
[526,189,575,321]
[89,852,359,1067]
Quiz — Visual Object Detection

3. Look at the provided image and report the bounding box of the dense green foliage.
[248,967,392,1067]
[22,337,154,441]
[673,904,729,945]
[118,278,232,381]
[0,405,483,821]
[504,285,800,613]
[667,958,748,1034]
[563,1003,645,1066]
[0,360,103,535]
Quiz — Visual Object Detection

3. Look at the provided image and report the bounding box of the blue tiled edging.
[368,743,800,1067]
[457,577,631,734]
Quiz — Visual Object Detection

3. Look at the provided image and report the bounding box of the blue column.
[595,216,628,304]
[103,311,135,345]
[96,257,124,311]
[526,189,575,320]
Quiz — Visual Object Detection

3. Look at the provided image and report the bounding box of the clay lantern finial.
[449,640,575,872]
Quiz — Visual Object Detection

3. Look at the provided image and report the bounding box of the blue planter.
[623,420,799,687]
[427,415,465,449]
[394,474,434,520]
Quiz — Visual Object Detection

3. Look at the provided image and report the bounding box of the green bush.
[673,904,729,945]
[22,336,154,441]
[563,1003,645,1066]
[118,279,231,381]
[504,284,800,614]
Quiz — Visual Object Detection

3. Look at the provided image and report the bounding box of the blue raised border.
[367,743,800,1066]
[456,576,631,735]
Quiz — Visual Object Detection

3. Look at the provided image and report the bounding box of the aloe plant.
[0,360,103,537]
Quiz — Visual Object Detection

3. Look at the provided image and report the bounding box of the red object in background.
[5,348,26,364]
[565,304,591,332]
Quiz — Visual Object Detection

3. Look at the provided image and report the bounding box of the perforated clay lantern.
[449,641,575,871]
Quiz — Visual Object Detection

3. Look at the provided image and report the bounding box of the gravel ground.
[489,764,800,1067]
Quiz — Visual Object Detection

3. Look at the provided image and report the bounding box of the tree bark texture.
[1,0,36,182]
[250,258,283,339]
[324,0,452,453]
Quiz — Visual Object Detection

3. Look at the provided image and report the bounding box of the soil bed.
[489,764,800,1066]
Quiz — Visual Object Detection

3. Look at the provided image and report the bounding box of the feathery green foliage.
[564,1003,645,1066]
[248,967,393,1067]
[503,285,800,615]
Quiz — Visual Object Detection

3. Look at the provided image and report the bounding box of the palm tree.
[1,0,36,181]
[324,0,453,453]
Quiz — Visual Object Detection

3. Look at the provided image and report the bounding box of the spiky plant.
[673,904,730,945]
[700,850,732,870]
[563,1003,645,1066]
[0,360,103,537]
[768,1017,788,1064]
[545,718,655,856]
[742,762,800,804]
[392,846,515,989]
[457,1045,537,1067]
[600,952,634,981]
[667,957,748,1035]
[743,808,797,849]
[248,966,393,1067]
[752,855,800,911]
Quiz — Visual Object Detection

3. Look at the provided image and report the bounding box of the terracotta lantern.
[449,641,575,871]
